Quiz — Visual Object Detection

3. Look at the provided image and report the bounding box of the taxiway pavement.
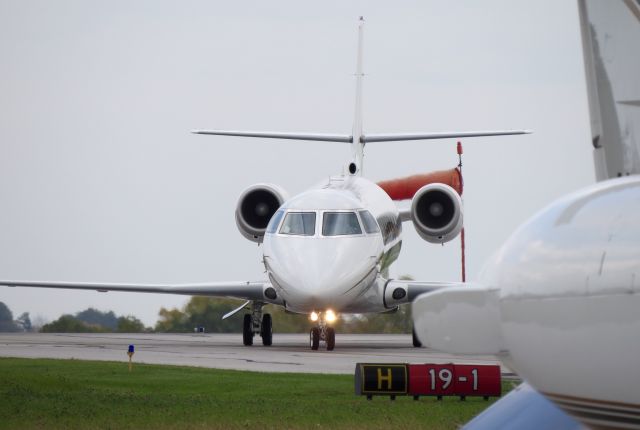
[0,333,514,375]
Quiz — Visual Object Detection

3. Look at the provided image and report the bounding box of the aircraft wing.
[383,279,467,309]
[0,280,278,303]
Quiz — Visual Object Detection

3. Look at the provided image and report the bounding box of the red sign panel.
[408,364,501,398]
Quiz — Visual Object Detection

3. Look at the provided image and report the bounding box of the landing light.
[310,311,319,322]
[325,309,337,323]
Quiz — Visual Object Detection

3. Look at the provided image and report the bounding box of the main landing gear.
[243,302,272,346]
[309,312,336,351]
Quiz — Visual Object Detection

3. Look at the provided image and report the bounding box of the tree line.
[0,302,147,333]
[0,295,413,334]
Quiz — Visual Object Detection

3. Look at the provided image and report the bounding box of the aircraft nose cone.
[265,235,381,309]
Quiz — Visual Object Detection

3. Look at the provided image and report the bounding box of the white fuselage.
[262,175,402,314]
[412,175,640,426]
[481,175,640,407]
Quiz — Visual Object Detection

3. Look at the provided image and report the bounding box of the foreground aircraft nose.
[265,236,380,311]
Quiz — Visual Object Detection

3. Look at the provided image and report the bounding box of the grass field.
[0,357,514,429]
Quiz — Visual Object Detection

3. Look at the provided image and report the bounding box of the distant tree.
[16,312,32,332]
[0,302,19,332]
[40,315,108,333]
[75,308,118,330]
[155,307,189,332]
[155,298,244,333]
[334,306,412,334]
[0,302,12,321]
[116,315,146,333]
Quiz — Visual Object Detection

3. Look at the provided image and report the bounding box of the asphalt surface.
[0,333,514,375]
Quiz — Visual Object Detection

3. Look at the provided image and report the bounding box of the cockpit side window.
[322,212,363,236]
[358,210,380,234]
[266,210,284,234]
[279,212,316,236]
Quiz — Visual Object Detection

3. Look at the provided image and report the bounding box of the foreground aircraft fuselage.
[414,176,640,428]
[413,1,640,426]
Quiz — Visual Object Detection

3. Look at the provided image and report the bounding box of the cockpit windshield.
[322,212,362,236]
[358,210,380,234]
[279,212,316,236]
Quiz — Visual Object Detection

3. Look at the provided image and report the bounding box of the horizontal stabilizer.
[362,130,532,143]
[192,129,531,144]
[192,130,352,143]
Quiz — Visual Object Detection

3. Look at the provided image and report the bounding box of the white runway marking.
[0,333,513,375]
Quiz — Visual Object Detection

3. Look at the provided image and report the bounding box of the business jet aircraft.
[413,1,640,428]
[1,18,528,351]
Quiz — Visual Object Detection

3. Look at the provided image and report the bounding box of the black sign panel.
[354,363,408,395]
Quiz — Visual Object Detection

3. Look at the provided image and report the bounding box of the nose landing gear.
[309,313,336,351]
[242,301,272,346]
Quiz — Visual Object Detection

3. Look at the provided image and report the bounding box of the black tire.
[412,326,422,348]
[310,327,320,350]
[261,314,272,346]
[326,327,335,351]
[243,314,253,346]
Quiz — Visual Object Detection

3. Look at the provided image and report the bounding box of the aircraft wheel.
[412,327,422,348]
[310,327,320,350]
[261,314,272,346]
[243,314,253,346]
[326,327,335,351]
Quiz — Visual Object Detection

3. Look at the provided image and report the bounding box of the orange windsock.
[377,168,463,201]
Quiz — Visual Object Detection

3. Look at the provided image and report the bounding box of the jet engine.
[235,183,288,243]
[410,183,463,244]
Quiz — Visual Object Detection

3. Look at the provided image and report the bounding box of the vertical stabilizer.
[579,0,640,180]
[350,17,365,175]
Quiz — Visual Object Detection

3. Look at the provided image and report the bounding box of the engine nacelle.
[235,183,288,243]
[410,183,463,244]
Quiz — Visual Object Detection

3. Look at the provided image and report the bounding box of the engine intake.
[235,183,288,243]
[411,183,463,244]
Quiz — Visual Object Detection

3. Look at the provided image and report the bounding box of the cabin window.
[266,210,285,234]
[358,210,380,234]
[322,212,363,236]
[279,212,316,236]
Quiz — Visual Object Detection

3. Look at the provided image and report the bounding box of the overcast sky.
[0,0,595,326]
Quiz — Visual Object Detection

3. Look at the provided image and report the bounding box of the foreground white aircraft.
[1,18,528,351]
[413,1,640,428]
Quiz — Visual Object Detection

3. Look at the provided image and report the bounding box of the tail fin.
[350,16,365,175]
[579,0,640,180]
